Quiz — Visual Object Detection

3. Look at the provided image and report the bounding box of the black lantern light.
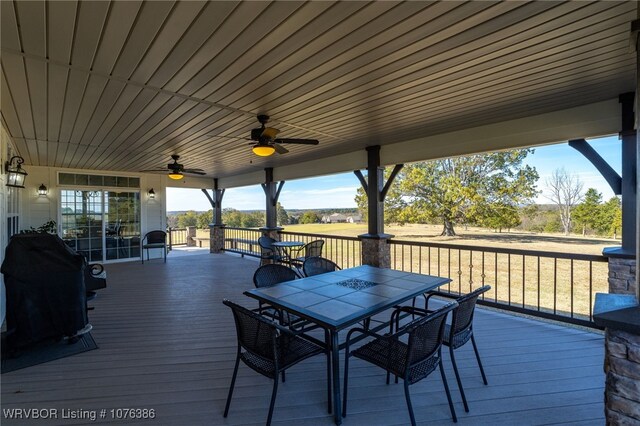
[38,183,48,196]
[148,188,156,199]
[5,156,27,188]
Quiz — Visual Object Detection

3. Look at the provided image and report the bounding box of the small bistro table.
[244,265,451,425]
[271,240,304,265]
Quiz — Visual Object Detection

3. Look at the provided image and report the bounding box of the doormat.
[2,333,98,374]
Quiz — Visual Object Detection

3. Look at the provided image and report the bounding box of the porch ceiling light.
[168,172,183,180]
[5,156,27,188]
[252,144,275,157]
[38,183,48,196]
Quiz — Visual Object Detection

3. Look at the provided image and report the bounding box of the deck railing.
[224,227,263,257]
[279,231,361,269]
[220,227,609,327]
[388,239,608,327]
[167,227,187,249]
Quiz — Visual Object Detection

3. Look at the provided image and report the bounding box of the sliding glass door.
[60,189,141,262]
[104,191,141,261]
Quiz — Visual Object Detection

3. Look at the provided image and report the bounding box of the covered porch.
[1,1,639,424]
[2,253,604,425]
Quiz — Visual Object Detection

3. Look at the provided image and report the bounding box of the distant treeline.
[167,204,358,229]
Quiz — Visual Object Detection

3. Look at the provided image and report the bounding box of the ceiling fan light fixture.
[252,144,275,157]
[168,172,184,180]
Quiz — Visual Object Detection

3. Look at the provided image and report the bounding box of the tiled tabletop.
[244,265,451,330]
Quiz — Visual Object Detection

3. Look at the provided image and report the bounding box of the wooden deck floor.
[2,253,605,425]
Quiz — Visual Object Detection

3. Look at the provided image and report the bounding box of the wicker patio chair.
[141,230,167,264]
[258,236,282,266]
[289,240,325,267]
[420,285,491,412]
[222,300,331,426]
[342,302,459,425]
[302,256,341,277]
[252,264,308,333]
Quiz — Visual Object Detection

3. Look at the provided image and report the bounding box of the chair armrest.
[424,290,459,310]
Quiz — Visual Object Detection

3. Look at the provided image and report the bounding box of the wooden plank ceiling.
[0,1,637,180]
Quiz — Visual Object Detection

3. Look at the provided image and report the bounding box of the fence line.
[167,227,187,249]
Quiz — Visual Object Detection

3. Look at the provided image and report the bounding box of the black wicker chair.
[252,264,307,331]
[420,285,492,412]
[289,240,325,267]
[141,230,167,264]
[223,300,331,426]
[258,236,282,266]
[343,302,459,425]
[253,263,300,288]
[302,256,341,277]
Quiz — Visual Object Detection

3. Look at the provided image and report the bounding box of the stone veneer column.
[608,256,637,295]
[209,224,225,254]
[186,226,197,247]
[603,327,640,423]
[360,236,391,268]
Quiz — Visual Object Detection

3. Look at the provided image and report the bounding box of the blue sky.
[167,135,621,211]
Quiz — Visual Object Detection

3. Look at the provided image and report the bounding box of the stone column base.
[359,234,393,268]
[209,224,225,253]
[604,248,637,295]
[604,328,640,423]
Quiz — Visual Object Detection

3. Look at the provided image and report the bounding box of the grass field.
[282,222,618,255]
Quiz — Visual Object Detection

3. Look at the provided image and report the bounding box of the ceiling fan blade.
[261,127,280,139]
[183,169,206,175]
[140,169,170,173]
[274,138,319,145]
[273,143,289,154]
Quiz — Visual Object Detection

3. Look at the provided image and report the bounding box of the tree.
[276,202,289,226]
[573,188,603,236]
[600,196,622,238]
[177,210,198,227]
[197,210,213,229]
[299,211,320,224]
[545,168,583,235]
[399,150,538,236]
[222,208,244,227]
[478,203,521,232]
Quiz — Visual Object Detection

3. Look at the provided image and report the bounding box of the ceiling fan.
[247,115,319,156]
[141,155,206,180]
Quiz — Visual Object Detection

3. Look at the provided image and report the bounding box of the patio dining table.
[244,264,451,425]
[271,240,304,265]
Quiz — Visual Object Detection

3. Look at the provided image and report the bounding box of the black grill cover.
[1,233,88,349]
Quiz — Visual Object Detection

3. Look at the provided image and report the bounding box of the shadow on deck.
[1,254,604,425]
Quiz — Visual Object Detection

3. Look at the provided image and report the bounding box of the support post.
[260,168,284,239]
[203,179,226,253]
[593,20,640,426]
[354,146,403,268]
[619,92,637,254]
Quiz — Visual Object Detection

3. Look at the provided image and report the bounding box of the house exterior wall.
[0,123,12,323]
[19,166,170,260]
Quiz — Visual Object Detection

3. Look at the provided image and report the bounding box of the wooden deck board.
[1,254,605,425]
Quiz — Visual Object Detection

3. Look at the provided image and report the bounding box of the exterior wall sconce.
[148,188,155,199]
[5,155,27,188]
[38,183,48,196]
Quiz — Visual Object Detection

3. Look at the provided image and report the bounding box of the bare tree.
[545,168,584,235]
